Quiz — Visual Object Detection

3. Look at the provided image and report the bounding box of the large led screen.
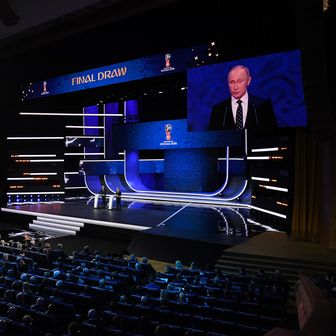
[187,50,307,131]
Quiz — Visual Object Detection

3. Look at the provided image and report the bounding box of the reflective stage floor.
[1,198,282,265]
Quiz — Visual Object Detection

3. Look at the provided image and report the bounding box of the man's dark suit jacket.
[100,186,106,196]
[208,95,277,130]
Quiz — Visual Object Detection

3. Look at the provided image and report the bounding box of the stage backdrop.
[111,119,242,192]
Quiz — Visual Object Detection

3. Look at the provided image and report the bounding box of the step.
[36,216,84,227]
[214,264,299,283]
[221,251,336,270]
[33,220,81,231]
[217,256,301,270]
[217,254,336,275]
[29,223,76,236]
[216,259,315,276]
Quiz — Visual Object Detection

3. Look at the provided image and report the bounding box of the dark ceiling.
[0,0,301,113]
[1,0,334,116]
[0,0,182,57]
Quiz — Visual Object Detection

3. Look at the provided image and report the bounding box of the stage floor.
[1,199,286,266]
[1,198,278,245]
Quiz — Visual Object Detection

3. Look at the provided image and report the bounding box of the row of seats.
[0,236,291,335]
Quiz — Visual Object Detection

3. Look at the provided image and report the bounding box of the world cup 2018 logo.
[161,53,175,73]
[165,124,172,141]
[41,80,49,95]
[165,54,171,68]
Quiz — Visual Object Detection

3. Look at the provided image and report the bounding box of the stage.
[1,198,279,266]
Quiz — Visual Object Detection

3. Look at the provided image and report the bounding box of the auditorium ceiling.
[0,0,180,56]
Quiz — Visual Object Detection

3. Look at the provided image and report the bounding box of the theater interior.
[0,0,335,335]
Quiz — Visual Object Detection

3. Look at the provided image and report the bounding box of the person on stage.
[115,187,122,210]
[100,185,107,208]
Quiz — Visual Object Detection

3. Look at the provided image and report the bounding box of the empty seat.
[211,307,235,322]
[236,324,263,336]
[236,311,259,327]
[237,300,260,314]
[158,323,184,336]
[192,315,213,331]
[207,332,229,336]
[184,327,207,336]
[214,298,237,310]
[213,319,235,335]
[260,304,284,318]
[259,315,283,331]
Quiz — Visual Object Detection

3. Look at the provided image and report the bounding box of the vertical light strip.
[82,107,85,136]
[83,107,86,160]
[103,103,106,159]
[245,129,248,156]
[124,100,126,124]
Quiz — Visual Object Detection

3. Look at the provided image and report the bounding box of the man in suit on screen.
[208,65,278,130]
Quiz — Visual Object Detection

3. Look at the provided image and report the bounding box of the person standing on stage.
[115,187,122,210]
[100,185,107,208]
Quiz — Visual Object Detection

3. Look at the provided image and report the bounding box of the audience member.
[30,297,46,312]
[63,321,81,336]
[0,235,292,335]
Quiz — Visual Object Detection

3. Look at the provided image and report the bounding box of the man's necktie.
[236,99,243,130]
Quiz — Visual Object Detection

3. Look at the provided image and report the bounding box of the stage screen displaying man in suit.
[187,50,307,132]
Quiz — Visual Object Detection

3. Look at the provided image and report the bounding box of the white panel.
[33,220,81,231]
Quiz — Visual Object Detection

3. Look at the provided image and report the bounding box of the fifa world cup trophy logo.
[165,54,171,68]
[165,124,172,141]
[43,81,48,93]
